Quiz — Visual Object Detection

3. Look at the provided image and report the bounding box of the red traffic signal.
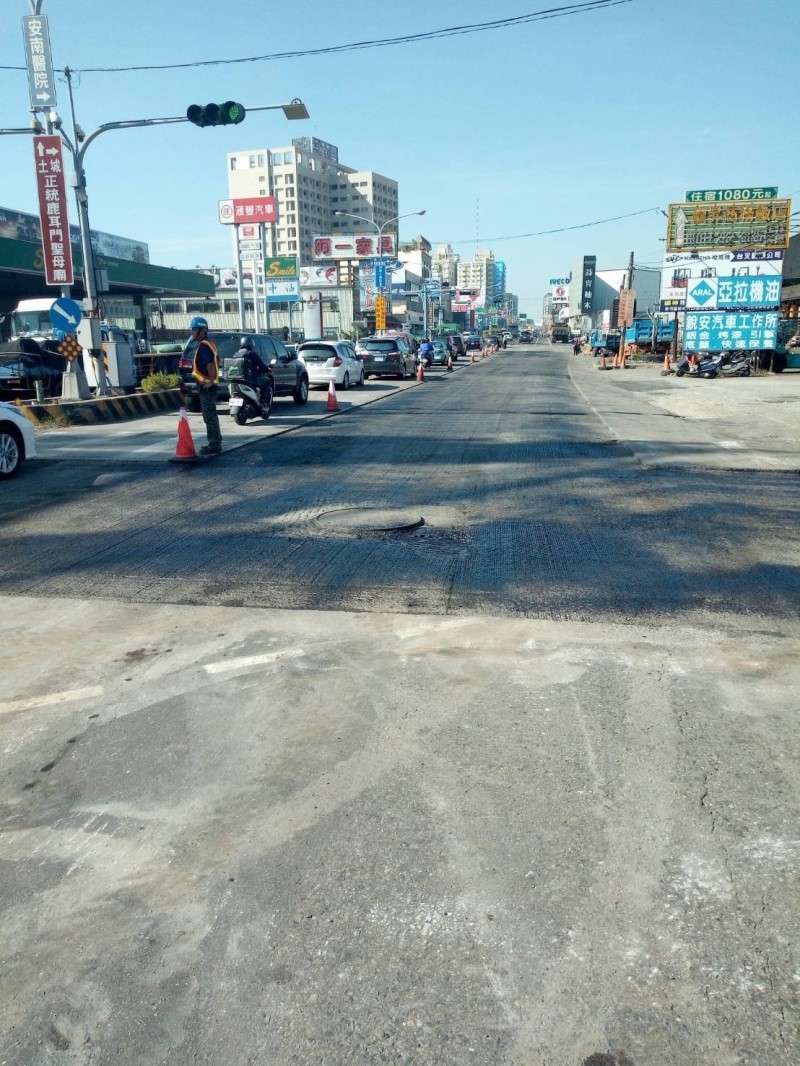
[186,101,246,128]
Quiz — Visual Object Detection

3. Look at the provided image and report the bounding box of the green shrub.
[140,372,180,392]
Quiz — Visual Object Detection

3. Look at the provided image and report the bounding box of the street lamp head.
[281,99,309,121]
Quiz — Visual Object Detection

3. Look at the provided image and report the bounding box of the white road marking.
[0,685,103,716]
[204,648,305,674]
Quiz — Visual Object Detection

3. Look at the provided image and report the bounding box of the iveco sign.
[549,276,571,285]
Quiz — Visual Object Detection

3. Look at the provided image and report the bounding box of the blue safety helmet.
[190,316,208,330]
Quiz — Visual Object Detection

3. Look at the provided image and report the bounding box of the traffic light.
[186,101,246,128]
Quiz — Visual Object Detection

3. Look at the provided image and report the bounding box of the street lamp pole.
[334,208,425,334]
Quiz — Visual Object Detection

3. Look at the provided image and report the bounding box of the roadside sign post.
[22,13,57,110]
[33,135,74,287]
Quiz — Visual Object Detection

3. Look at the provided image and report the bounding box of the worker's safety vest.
[191,338,219,385]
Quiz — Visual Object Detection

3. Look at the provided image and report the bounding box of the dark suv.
[356,336,417,380]
[179,331,309,410]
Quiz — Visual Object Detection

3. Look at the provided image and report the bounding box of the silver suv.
[356,336,417,380]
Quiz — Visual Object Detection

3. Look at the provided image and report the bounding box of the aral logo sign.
[689,280,716,307]
[264,256,298,279]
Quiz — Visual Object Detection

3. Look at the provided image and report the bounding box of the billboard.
[0,205,149,262]
[300,264,338,287]
[666,200,791,253]
[313,233,396,260]
[684,311,779,351]
[263,256,298,279]
[660,250,783,311]
[580,256,596,314]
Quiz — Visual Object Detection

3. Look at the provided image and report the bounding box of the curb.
[18,389,185,427]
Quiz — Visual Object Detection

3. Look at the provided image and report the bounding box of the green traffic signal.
[186,101,246,128]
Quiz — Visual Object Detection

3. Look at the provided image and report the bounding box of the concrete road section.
[566,347,800,472]
[1,597,798,1066]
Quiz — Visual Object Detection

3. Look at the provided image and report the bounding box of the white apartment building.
[226,137,399,267]
[456,249,496,302]
[432,244,460,286]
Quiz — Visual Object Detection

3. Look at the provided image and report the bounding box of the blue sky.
[2,0,799,317]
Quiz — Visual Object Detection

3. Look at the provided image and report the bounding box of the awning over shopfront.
[0,235,214,303]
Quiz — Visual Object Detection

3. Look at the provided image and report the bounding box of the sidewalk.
[568,354,800,472]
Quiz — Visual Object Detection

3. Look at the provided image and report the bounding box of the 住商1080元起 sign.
[685,187,778,203]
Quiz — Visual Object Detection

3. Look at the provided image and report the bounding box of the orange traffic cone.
[447,354,453,372]
[470,352,475,364]
[416,360,425,382]
[662,350,672,374]
[169,406,199,463]
[326,379,339,410]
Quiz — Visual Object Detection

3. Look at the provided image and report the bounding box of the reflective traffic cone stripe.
[174,406,197,458]
[326,379,339,410]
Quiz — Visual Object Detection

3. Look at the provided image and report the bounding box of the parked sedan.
[298,340,365,390]
[0,401,37,479]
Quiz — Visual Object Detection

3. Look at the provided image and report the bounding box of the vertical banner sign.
[302,292,324,340]
[22,15,57,109]
[374,295,387,331]
[33,136,74,286]
[581,256,596,314]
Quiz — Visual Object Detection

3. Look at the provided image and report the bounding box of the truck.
[549,323,571,343]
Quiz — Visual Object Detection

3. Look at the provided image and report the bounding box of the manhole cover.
[316,507,425,533]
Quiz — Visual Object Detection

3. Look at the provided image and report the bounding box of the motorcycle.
[675,354,719,379]
[228,372,273,425]
[706,351,753,377]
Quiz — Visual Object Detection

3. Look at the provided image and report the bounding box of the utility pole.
[616,250,635,368]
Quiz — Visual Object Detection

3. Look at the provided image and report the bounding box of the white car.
[0,401,37,479]
[297,340,365,390]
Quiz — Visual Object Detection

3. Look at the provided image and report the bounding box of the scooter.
[675,354,719,379]
[707,351,753,377]
[228,373,273,425]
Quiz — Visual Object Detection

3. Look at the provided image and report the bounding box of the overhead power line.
[0,0,631,74]
[437,206,663,245]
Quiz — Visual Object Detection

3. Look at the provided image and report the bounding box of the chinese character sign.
[685,275,782,310]
[581,256,596,314]
[667,200,791,252]
[313,233,397,260]
[374,296,387,331]
[684,312,778,352]
[33,135,74,287]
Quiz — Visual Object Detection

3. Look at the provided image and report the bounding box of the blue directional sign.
[49,297,82,330]
[373,263,387,289]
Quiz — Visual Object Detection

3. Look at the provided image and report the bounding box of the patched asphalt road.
[1,347,798,1066]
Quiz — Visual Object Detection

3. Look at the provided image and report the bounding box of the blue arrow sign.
[49,297,82,330]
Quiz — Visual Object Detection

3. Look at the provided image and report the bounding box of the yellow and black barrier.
[17,388,185,427]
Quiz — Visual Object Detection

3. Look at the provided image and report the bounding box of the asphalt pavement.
[1,343,798,1066]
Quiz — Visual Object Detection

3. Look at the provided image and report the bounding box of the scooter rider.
[189,316,222,455]
[419,336,434,367]
[235,336,272,412]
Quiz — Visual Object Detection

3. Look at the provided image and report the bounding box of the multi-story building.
[226,137,399,266]
[456,249,496,303]
[432,244,460,286]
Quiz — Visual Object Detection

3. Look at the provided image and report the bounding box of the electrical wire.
[436,205,662,246]
[0,0,631,74]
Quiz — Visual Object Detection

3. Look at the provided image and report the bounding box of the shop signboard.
[683,311,779,351]
[313,233,396,260]
[263,256,298,278]
[685,187,778,203]
[666,200,791,252]
[300,264,338,287]
[659,250,783,311]
[617,289,636,328]
[684,274,782,310]
[580,256,596,314]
